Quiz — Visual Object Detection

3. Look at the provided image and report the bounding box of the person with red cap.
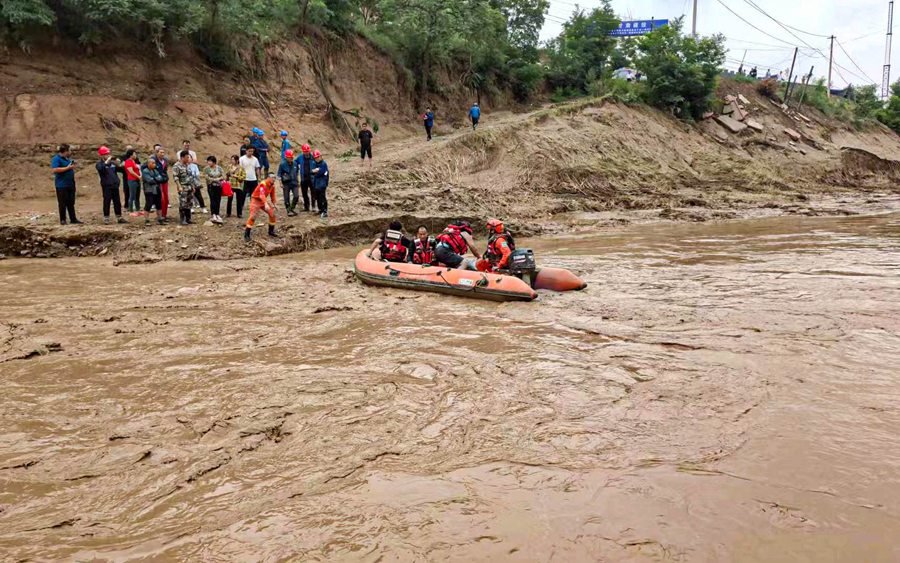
[244,174,278,242]
[311,150,329,219]
[297,144,316,213]
[277,149,299,216]
[96,146,126,224]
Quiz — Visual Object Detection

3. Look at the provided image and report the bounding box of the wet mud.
[1,213,900,560]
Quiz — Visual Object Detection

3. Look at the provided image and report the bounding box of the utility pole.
[785,47,799,103]
[883,0,895,100]
[692,0,698,37]
[827,35,835,98]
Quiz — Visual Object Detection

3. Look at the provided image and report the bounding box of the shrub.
[633,17,727,119]
[756,77,779,98]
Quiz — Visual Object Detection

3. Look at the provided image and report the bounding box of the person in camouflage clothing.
[172,150,198,225]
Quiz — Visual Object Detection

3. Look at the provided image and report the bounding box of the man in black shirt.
[358,123,374,168]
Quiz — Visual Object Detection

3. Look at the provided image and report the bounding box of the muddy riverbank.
[1,212,899,560]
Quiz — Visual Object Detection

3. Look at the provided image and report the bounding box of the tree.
[546,1,620,94]
[877,80,900,133]
[851,84,883,120]
[633,17,726,119]
[500,0,547,58]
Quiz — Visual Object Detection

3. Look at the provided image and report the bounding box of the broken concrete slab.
[746,119,765,132]
[716,115,749,133]
[722,103,735,115]
[784,128,802,142]
[797,113,811,123]
[724,94,737,103]
[738,94,751,105]
[702,111,715,120]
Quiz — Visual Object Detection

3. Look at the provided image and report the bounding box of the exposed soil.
[2,44,900,263]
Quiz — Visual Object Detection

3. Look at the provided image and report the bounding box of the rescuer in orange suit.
[477,218,514,272]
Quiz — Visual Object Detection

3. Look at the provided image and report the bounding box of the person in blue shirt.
[469,103,481,130]
[51,144,81,225]
[422,108,435,141]
[311,150,329,219]
[250,128,271,175]
[297,144,316,213]
[279,130,291,159]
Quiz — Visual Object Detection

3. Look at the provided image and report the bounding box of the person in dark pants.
[226,155,245,219]
[358,123,374,168]
[117,145,135,206]
[150,146,170,222]
[277,149,299,216]
[51,144,81,225]
[469,103,481,130]
[311,150,329,219]
[297,144,315,212]
[140,158,165,225]
[204,156,225,224]
[96,146,126,224]
[238,146,261,219]
[423,108,435,140]
[123,149,142,213]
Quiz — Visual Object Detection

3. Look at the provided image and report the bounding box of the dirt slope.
[1,44,899,263]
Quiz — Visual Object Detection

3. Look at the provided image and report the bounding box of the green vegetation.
[876,80,900,133]
[633,18,726,119]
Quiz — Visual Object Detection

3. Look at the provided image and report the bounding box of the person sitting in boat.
[435,220,482,270]
[411,225,437,265]
[369,220,412,262]
[477,218,514,273]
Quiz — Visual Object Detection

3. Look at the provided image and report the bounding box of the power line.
[835,39,879,84]
[740,0,828,53]
[742,0,830,38]
[713,0,798,46]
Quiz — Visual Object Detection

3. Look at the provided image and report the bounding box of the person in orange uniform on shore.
[477,218,514,272]
[244,173,278,242]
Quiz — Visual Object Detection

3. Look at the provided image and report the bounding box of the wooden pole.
[784,47,799,102]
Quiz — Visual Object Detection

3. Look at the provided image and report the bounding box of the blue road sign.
[610,19,669,37]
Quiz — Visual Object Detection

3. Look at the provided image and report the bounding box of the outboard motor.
[507,248,537,286]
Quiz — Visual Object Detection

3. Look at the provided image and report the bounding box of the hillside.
[1,40,900,263]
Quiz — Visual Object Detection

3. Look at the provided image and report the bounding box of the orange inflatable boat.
[354,251,586,302]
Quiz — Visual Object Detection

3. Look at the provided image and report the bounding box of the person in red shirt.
[123,149,142,214]
[243,173,278,242]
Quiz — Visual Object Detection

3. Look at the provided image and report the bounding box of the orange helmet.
[486,218,504,234]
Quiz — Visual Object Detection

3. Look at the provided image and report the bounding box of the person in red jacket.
[477,218,514,272]
[243,174,278,242]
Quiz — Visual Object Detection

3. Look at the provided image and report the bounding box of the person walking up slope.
[469,103,481,130]
[422,108,434,141]
[244,174,278,242]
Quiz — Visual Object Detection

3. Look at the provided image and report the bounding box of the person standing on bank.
[117,145,136,206]
[150,146,170,222]
[123,149,142,214]
[358,123,374,168]
[51,144,81,225]
[140,158,166,226]
[311,150,329,219]
[238,146,261,219]
[250,128,270,175]
[172,150,198,225]
[204,156,225,225]
[277,149,299,216]
[422,108,435,141]
[226,154,246,218]
[297,144,315,213]
[96,146,126,224]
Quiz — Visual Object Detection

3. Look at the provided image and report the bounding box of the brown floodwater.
[1,213,900,561]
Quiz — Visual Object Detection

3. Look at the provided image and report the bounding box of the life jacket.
[381,230,407,262]
[412,237,436,265]
[437,224,468,254]
[486,232,515,265]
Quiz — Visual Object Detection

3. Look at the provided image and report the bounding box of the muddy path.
[2,213,900,560]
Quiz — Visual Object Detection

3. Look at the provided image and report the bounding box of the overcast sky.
[539,0,895,91]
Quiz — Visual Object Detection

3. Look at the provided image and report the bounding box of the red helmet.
[301,144,311,153]
[486,218,504,234]
[98,146,110,156]
[284,150,294,158]
[312,150,322,158]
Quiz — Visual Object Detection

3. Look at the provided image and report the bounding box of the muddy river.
[1,213,899,561]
